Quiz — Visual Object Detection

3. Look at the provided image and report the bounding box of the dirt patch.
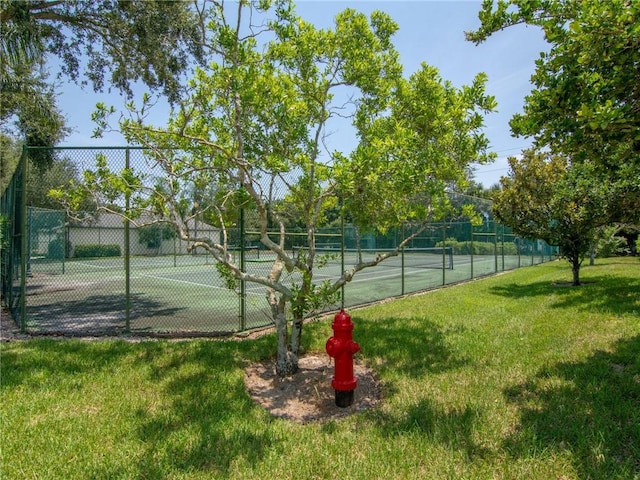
[244,353,383,423]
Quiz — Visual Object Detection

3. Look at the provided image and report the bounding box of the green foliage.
[0,214,8,251]
[1,0,206,176]
[0,134,21,193]
[25,157,93,211]
[1,0,204,103]
[137,223,176,249]
[493,150,611,284]
[215,261,239,291]
[77,1,497,375]
[291,276,341,320]
[1,17,68,171]
[0,85,66,172]
[436,237,517,255]
[73,244,121,258]
[338,67,496,230]
[595,227,627,258]
[467,0,640,225]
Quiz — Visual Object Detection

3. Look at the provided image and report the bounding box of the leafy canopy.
[0,0,206,175]
[468,0,640,225]
[493,150,611,284]
[60,0,497,376]
[1,0,205,102]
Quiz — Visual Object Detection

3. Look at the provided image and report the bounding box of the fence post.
[239,206,246,331]
[493,220,498,273]
[531,241,535,266]
[470,226,475,279]
[19,147,28,333]
[441,225,446,285]
[401,225,405,296]
[124,148,131,333]
[500,223,505,272]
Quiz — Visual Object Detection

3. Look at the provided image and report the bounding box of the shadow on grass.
[367,397,489,459]
[489,274,640,316]
[0,339,134,389]
[123,339,279,478]
[1,334,285,478]
[355,315,469,378]
[353,316,484,458]
[504,335,640,479]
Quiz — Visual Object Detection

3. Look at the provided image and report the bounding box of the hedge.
[436,238,518,255]
[74,244,121,258]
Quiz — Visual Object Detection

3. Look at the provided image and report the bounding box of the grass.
[1,257,639,479]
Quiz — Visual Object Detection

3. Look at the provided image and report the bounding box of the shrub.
[138,223,176,249]
[435,237,519,256]
[474,241,495,255]
[0,215,8,251]
[74,244,121,258]
[595,227,627,257]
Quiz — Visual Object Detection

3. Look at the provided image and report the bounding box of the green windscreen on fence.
[28,207,66,276]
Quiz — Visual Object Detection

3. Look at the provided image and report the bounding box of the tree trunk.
[276,349,298,377]
[290,316,303,362]
[271,295,298,377]
[571,260,581,286]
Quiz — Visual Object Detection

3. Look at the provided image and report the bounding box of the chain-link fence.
[1,155,25,317]
[1,146,557,336]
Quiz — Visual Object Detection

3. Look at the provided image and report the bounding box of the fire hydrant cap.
[333,309,351,326]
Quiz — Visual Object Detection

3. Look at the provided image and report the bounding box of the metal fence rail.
[1,146,558,336]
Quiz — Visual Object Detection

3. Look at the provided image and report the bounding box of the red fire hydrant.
[326,309,360,407]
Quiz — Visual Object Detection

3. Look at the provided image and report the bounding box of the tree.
[1,15,67,172]
[0,135,21,194]
[0,0,205,103]
[467,0,640,225]
[493,150,610,285]
[138,223,177,253]
[0,0,206,174]
[26,156,94,212]
[55,0,496,376]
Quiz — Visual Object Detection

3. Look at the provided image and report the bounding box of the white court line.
[136,272,226,290]
[93,260,467,293]
[74,261,116,269]
[348,268,434,284]
[137,272,267,297]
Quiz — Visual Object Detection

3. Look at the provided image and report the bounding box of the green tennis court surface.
[20,250,535,335]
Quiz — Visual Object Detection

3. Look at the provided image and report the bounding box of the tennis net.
[292,246,454,270]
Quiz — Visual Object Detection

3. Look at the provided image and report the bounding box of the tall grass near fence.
[2,258,638,480]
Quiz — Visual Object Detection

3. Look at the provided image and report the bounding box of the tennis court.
[21,247,535,335]
[2,147,558,336]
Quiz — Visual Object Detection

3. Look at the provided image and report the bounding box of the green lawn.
[2,258,639,479]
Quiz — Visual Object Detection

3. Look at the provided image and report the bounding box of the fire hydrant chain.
[326,309,360,408]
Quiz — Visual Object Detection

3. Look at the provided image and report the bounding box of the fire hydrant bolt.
[326,309,360,408]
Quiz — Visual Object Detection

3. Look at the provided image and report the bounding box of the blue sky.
[55,0,548,188]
